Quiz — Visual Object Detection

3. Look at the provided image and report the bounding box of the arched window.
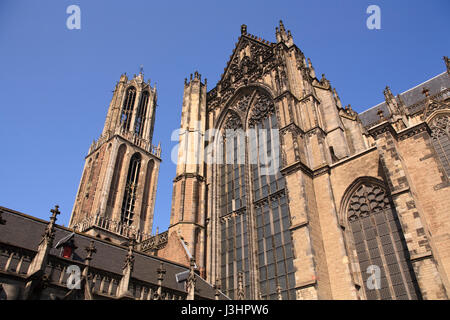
[217,90,295,300]
[345,180,421,300]
[429,114,450,177]
[219,112,249,299]
[120,153,142,226]
[140,159,154,224]
[106,144,126,217]
[248,93,294,300]
[135,91,149,137]
[121,86,136,131]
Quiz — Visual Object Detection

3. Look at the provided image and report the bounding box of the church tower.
[168,71,208,274]
[69,72,161,244]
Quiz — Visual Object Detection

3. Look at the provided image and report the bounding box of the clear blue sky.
[0,0,449,232]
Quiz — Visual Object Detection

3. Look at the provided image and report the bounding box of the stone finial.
[422,87,430,98]
[377,109,385,120]
[333,88,342,108]
[50,205,61,223]
[186,258,196,300]
[237,271,245,300]
[116,239,135,299]
[81,240,96,300]
[444,56,449,74]
[40,205,60,247]
[23,205,62,299]
[123,238,135,271]
[241,24,247,35]
[213,279,221,300]
[383,86,394,102]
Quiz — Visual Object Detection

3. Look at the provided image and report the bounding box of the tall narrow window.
[140,160,154,224]
[121,86,136,131]
[429,114,450,177]
[121,153,141,226]
[249,93,295,300]
[219,113,249,299]
[135,91,149,137]
[106,144,126,217]
[346,181,421,300]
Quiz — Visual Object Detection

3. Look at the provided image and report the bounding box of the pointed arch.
[340,177,421,300]
[120,152,142,226]
[121,86,137,131]
[140,159,155,227]
[135,90,150,137]
[106,144,127,217]
[426,110,450,177]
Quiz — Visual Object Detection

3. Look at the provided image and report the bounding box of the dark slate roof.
[0,206,229,300]
[359,72,450,128]
[358,102,390,129]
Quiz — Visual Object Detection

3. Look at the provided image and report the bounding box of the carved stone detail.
[347,183,391,221]
[248,94,275,127]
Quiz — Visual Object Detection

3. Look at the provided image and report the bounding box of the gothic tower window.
[106,144,126,217]
[345,180,421,300]
[120,153,141,226]
[121,86,136,131]
[140,159,154,224]
[429,114,450,177]
[135,91,149,137]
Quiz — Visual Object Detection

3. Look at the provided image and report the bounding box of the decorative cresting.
[429,114,450,177]
[138,230,169,252]
[248,93,275,127]
[344,180,421,300]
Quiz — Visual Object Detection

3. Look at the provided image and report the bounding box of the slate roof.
[359,72,450,128]
[0,206,229,300]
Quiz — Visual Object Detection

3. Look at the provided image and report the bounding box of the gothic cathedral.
[68,21,450,300]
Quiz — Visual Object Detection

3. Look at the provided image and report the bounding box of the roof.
[359,72,450,128]
[0,206,229,300]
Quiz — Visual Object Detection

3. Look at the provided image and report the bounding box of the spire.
[117,237,136,299]
[383,86,395,102]
[81,240,96,300]
[275,20,293,46]
[23,205,60,299]
[333,88,343,108]
[383,85,405,117]
[27,205,60,275]
[241,24,247,35]
[186,258,196,300]
[308,58,316,78]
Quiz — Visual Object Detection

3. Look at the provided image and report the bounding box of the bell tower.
[69,72,161,244]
